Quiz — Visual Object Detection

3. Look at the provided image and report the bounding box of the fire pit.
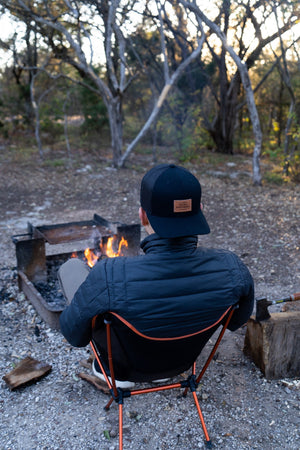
[12,214,141,330]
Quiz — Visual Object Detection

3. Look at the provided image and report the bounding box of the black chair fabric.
[92,312,226,382]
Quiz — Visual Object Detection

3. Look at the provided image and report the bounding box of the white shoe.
[152,378,170,383]
[92,360,135,389]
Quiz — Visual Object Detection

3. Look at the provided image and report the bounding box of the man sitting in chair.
[59,164,254,388]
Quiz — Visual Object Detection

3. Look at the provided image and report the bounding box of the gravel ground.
[0,150,299,449]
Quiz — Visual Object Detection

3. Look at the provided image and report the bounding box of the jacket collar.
[140,233,198,254]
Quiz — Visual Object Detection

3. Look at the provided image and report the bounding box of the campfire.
[12,214,140,329]
[78,234,129,268]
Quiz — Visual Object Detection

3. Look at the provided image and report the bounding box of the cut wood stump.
[244,312,300,379]
[2,356,52,390]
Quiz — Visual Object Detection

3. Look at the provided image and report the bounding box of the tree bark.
[30,77,43,159]
[108,98,123,167]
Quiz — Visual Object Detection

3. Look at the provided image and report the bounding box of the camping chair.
[90,304,236,449]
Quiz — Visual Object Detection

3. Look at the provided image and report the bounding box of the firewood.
[79,355,94,369]
[2,356,52,390]
[244,312,300,379]
[77,372,110,394]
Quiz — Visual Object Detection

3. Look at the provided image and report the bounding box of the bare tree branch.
[119,31,206,167]
[179,0,263,185]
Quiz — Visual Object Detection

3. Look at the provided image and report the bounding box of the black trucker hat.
[140,163,210,238]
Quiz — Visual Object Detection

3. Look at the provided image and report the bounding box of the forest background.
[0,0,299,186]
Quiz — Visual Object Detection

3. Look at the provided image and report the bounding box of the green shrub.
[40,119,64,138]
[264,171,286,185]
[44,158,66,168]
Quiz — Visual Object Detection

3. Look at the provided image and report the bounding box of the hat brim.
[147,210,210,238]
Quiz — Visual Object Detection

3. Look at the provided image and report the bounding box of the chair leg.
[192,391,212,448]
[119,403,123,450]
[104,397,114,411]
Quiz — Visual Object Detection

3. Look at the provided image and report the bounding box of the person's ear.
[139,207,149,226]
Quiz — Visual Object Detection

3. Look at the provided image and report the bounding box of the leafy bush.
[264,171,286,185]
[40,118,64,139]
[79,83,108,132]
[289,127,300,182]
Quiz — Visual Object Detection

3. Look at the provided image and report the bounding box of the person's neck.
[144,224,155,235]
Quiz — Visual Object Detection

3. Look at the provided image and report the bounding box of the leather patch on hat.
[173,199,192,213]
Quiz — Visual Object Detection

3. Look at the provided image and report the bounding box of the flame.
[70,235,128,268]
[105,236,128,258]
[84,247,99,268]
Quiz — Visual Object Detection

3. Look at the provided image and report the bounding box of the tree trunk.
[63,92,72,167]
[209,114,235,154]
[283,99,295,176]
[209,123,233,154]
[277,78,284,147]
[209,75,240,154]
[30,76,43,159]
[180,0,263,184]
[107,98,123,167]
[214,0,232,154]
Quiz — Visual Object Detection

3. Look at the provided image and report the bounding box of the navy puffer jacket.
[59,234,254,347]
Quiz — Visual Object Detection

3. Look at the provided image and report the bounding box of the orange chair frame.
[90,306,235,449]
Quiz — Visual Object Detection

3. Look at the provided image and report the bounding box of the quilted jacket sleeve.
[59,260,110,347]
[227,255,254,331]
